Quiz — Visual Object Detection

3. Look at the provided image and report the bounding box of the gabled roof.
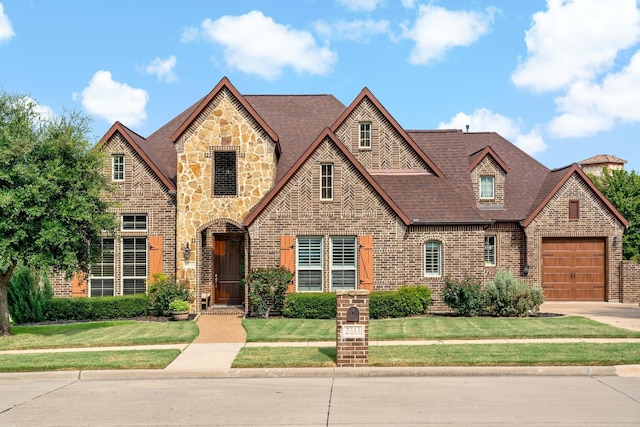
[170,76,280,155]
[522,163,628,227]
[330,87,445,179]
[98,122,176,192]
[244,128,411,227]
[579,154,627,166]
[468,145,510,173]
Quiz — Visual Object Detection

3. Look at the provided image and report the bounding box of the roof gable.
[469,145,510,173]
[245,128,411,226]
[523,163,628,227]
[330,87,444,178]
[98,122,176,192]
[170,76,280,154]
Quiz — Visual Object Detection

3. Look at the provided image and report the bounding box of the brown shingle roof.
[579,154,627,166]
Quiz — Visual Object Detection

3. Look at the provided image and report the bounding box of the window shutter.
[71,272,87,298]
[358,235,373,291]
[148,236,163,280]
[280,235,295,293]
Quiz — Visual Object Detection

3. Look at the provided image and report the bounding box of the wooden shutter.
[71,272,87,298]
[358,235,373,291]
[280,235,295,293]
[148,236,163,280]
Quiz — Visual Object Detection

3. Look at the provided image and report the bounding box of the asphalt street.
[2,375,639,426]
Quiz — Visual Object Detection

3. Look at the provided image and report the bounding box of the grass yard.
[0,349,180,372]
[0,321,199,351]
[243,316,640,342]
[232,343,640,368]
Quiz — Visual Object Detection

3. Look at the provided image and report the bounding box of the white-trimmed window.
[122,237,147,295]
[359,122,371,149]
[424,241,442,277]
[484,236,496,267]
[331,236,357,290]
[90,238,115,297]
[480,176,494,199]
[321,163,333,201]
[297,237,323,292]
[122,215,147,231]
[112,155,124,181]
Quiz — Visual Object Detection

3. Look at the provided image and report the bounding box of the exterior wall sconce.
[523,262,529,277]
[613,236,619,247]
[184,242,191,261]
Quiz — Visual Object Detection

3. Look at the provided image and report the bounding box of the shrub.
[441,276,487,316]
[370,286,432,319]
[8,264,53,324]
[485,269,545,317]
[247,266,293,318]
[631,253,640,264]
[147,273,191,316]
[283,292,337,319]
[44,294,150,321]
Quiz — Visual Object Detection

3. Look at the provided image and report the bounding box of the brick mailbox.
[336,290,370,367]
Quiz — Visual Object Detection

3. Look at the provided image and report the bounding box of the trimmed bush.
[283,292,337,319]
[44,294,150,321]
[370,286,432,319]
[247,266,293,318]
[8,264,53,324]
[441,276,487,316]
[147,273,191,316]
[485,269,544,317]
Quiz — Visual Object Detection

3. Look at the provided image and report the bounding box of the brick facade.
[620,260,640,303]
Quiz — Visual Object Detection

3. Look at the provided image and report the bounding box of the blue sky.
[1,0,639,171]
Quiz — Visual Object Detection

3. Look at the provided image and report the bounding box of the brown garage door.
[541,238,605,301]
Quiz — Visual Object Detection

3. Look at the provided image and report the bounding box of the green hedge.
[44,295,151,321]
[282,292,337,319]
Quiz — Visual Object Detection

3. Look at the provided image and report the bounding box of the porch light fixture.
[523,262,529,277]
[613,236,619,247]
[184,243,191,261]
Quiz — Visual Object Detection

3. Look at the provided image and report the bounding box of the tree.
[0,92,117,335]
[589,168,640,260]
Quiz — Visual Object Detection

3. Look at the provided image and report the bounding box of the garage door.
[541,238,605,301]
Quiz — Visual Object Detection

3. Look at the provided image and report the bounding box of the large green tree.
[0,92,117,335]
[589,168,640,260]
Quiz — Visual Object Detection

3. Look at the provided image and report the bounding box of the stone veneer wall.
[50,132,177,297]
[525,174,624,300]
[174,88,277,297]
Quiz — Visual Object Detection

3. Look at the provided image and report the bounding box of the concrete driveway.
[541,302,640,331]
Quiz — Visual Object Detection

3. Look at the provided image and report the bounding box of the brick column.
[336,290,369,367]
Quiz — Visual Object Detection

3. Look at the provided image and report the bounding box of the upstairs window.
[122,215,147,231]
[112,155,124,181]
[424,241,442,277]
[331,236,357,290]
[321,163,333,201]
[484,236,496,267]
[480,176,494,199]
[297,237,323,292]
[359,122,371,149]
[214,151,237,196]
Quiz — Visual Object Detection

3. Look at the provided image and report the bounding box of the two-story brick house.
[52,77,639,309]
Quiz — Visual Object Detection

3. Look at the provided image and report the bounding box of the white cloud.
[403,4,495,65]
[194,10,337,80]
[401,0,416,9]
[337,0,383,12]
[439,108,547,155]
[314,19,389,42]
[145,55,178,82]
[180,26,199,43]
[511,0,640,93]
[81,71,148,127]
[548,50,640,138]
[0,3,15,44]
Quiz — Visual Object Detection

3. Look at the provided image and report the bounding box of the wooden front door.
[213,234,243,305]
[541,238,605,301]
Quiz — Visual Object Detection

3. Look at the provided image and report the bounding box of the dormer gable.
[469,145,508,209]
[331,87,443,178]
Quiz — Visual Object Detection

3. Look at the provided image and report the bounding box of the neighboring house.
[51,77,640,308]
[579,154,627,177]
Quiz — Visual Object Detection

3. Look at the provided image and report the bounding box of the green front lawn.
[1,321,199,351]
[243,316,640,342]
[233,343,640,368]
